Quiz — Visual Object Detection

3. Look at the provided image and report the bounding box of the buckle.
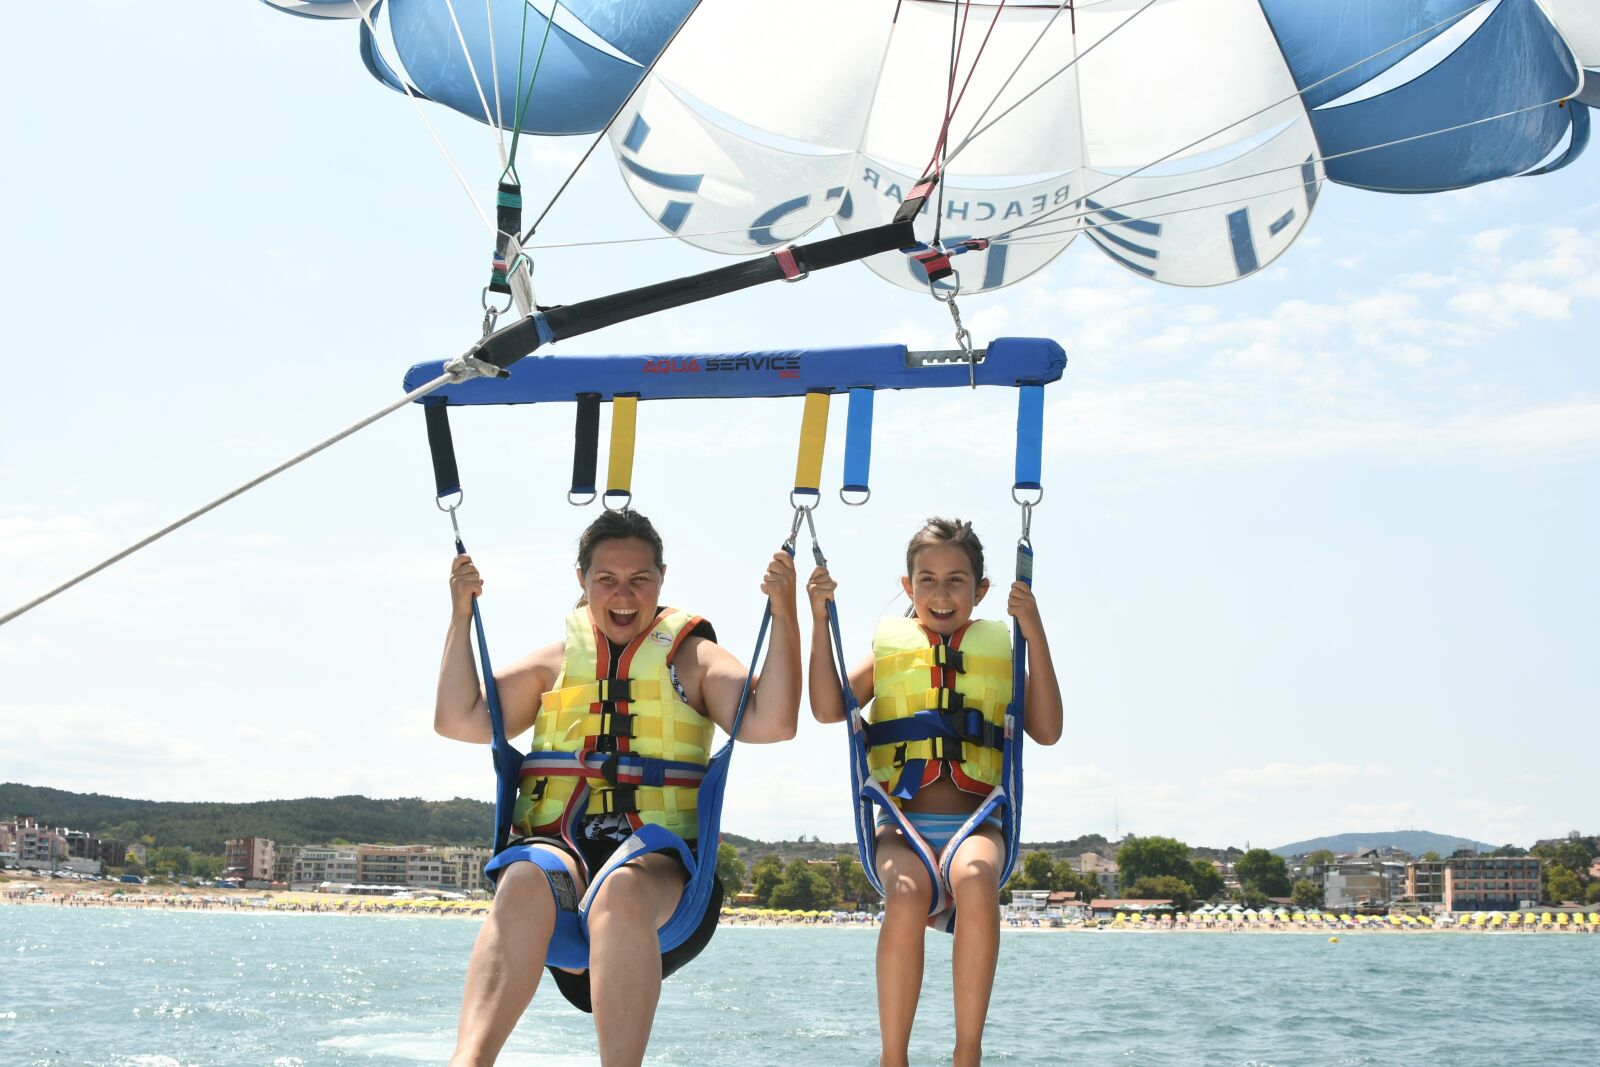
[600,785,638,815]
[893,743,907,768]
[594,734,617,754]
[932,646,966,673]
[933,688,966,713]
[930,736,964,763]
[598,711,635,739]
[597,677,633,704]
[599,754,621,786]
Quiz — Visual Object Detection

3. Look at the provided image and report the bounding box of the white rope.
[943,0,1160,171]
[993,0,1497,242]
[351,2,497,239]
[443,0,511,171]
[993,93,1568,250]
[0,372,464,628]
[520,0,709,242]
[486,0,506,135]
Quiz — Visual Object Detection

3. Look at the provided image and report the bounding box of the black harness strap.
[423,403,462,500]
[570,393,601,500]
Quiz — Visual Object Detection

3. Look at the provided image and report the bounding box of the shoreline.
[6,885,1595,935]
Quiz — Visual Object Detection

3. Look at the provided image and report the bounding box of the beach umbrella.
[1557,912,1570,925]
[1589,913,1600,925]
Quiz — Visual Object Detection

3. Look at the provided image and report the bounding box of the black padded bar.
[423,402,462,499]
[571,392,601,496]
[472,211,923,372]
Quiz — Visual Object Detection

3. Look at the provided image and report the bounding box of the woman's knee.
[492,862,561,921]
[589,864,659,926]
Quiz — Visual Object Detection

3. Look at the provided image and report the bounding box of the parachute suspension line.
[348,2,497,241]
[941,0,1071,171]
[502,0,558,183]
[442,0,511,172]
[485,0,506,134]
[943,0,1158,173]
[992,92,1570,249]
[990,0,1498,245]
[519,0,709,244]
[0,363,500,629]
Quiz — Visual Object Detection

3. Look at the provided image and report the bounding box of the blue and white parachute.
[266,1,1599,292]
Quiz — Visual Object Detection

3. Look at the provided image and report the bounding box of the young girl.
[807,517,1062,1067]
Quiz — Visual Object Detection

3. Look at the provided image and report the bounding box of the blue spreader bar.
[404,338,1065,406]
[1014,384,1044,491]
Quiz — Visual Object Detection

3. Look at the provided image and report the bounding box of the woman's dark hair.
[905,516,986,580]
[575,510,665,607]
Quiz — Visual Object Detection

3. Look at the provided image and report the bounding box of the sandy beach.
[6,875,1593,934]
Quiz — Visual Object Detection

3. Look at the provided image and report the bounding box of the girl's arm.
[806,566,874,723]
[1008,580,1064,746]
[690,551,801,743]
[433,553,556,743]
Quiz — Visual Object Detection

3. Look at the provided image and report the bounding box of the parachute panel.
[1309,0,1582,191]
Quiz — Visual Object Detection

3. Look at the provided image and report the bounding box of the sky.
[0,4,1595,854]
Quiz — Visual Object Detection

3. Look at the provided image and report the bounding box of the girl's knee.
[948,862,999,906]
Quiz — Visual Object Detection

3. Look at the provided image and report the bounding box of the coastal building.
[3,817,67,867]
[271,845,301,886]
[1443,856,1542,912]
[1404,860,1446,905]
[355,844,449,888]
[1323,863,1390,909]
[224,836,276,883]
[438,846,495,895]
[1067,852,1119,897]
[292,846,360,888]
[65,829,126,869]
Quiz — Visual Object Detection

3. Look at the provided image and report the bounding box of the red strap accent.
[773,247,803,280]
[908,179,938,203]
[912,248,954,282]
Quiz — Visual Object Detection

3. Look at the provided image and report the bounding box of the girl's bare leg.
[948,827,1003,1067]
[875,827,933,1067]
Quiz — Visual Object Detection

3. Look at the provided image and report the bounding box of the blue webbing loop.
[533,312,555,347]
[1014,384,1044,492]
[458,536,524,858]
[997,540,1033,888]
[841,388,874,502]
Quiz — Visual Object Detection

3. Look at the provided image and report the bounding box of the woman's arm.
[1009,580,1064,746]
[689,551,801,743]
[433,553,556,743]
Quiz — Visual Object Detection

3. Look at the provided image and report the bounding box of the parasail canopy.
[266,1,1598,292]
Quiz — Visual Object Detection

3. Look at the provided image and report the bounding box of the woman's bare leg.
[587,852,687,1067]
[451,850,578,1066]
[875,827,933,1067]
[948,828,1003,1067]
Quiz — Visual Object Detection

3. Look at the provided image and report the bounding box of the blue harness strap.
[477,546,786,970]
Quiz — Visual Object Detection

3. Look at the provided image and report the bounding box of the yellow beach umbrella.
[1556,912,1570,925]
[1588,913,1600,925]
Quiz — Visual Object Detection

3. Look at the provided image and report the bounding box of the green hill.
[1270,830,1496,858]
[0,783,494,854]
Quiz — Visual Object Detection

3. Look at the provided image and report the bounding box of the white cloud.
[1208,762,1364,789]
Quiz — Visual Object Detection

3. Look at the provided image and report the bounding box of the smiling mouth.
[608,607,640,628]
[930,608,956,621]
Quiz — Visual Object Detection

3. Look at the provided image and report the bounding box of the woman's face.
[578,536,665,644]
[901,542,988,637]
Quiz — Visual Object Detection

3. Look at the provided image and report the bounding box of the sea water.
[2,907,1596,1066]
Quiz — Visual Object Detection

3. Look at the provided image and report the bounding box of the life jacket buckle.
[929,736,964,763]
[597,710,635,739]
[598,753,621,785]
[933,688,966,713]
[600,785,638,815]
[594,734,618,754]
[597,677,634,704]
[932,646,966,673]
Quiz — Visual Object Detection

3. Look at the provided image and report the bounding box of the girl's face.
[902,542,989,637]
[578,537,665,644]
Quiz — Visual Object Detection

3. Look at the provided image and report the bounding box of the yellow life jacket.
[867,617,1012,800]
[511,607,714,841]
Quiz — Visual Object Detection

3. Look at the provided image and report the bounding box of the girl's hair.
[905,516,986,580]
[575,509,665,607]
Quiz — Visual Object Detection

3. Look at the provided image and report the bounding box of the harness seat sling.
[820,385,1045,934]
[421,403,778,1008]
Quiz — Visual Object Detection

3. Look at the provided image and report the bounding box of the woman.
[436,508,800,1066]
